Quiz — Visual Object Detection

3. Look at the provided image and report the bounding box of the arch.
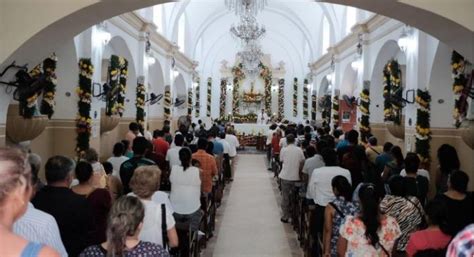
[319,76,331,96]
[340,63,358,96]
[103,36,137,118]
[369,40,401,124]
[148,60,165,118]
[173,73,187,117]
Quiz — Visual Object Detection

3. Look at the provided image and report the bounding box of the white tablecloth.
[233,123,269,135]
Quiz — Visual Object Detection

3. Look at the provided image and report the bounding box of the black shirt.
[120,157,155,194]
[404,175,429,205]
[435,193,473,236]
[32,186,93,257]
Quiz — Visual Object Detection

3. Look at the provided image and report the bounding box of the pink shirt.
[406,228,452,257]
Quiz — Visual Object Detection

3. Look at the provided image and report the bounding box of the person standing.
[192,138,218,195]
[125,122,142,151]
[279,134,305,223]
[266,124,278,170]
[153,130,170,157]
[107,142,129,179]
[166,134,184,168]
[120,137,155,194]
[225,127,240,180]
[365,136,383,165]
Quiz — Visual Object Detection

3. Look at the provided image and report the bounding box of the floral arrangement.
[18,64,42,118]
[76,58,93,156]
[207,77,212,116]
[293,78,298,117]
[106,55,127,117]
[311,93,317,120]
[259,62,272,114]
[451,51,469,128]
[383,59,403,125]
[188,88,193,116]
[359,88,371,142]
[164,85,171,120]
[415,89,431,164]
[40,54,58,118]
[232,63,244,115]
[195,77,200,117]
[233,113,257,123]
[321,95,331,128]
[332,95,340,130]
[135,78,145,127]
[278,78,285,120]
[303,79,309,119]
[220,78,227,118]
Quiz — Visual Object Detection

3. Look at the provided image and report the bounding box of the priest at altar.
[257,109,269,124]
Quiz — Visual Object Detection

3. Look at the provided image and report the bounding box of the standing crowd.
[268,122,473,257]
[0,120,240,257]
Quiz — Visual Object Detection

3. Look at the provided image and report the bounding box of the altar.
[233,123,269,135]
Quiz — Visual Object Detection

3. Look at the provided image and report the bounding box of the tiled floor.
[203,154,303,257]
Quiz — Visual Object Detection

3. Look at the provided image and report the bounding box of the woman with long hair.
[323,176,359,257]
[382,146,404,182]
[435,144,460,193]
[337,184,401,256]
[80,196,169,256]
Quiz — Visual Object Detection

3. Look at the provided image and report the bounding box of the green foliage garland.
[303,79,309,119]
[259,62,272,115]
[40,54,57,118]
[383,59,403,125]
[220,78,227,118]
[415,89,431,164]
[76,58,93,156]
[135,79,145,127]
[106,55,128,116]
[278,78,285,120]
[164,86,171,120]
[207,77,212,116]
[359,89,371,142]
[293,78,298,117]
[232,63,245,116]
[311,93,317,120]
[19,65,41,118]
[321,95,331,128]
[332,95,340,130]
[451,51,469,128]
[188,88,193,116]
[195,77,201,118]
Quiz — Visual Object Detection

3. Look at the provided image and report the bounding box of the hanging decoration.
[18,65,42,118]
[233,113,258,123]
[359,89,371,142]
[207,77,212,116]
[40,54,58,118]
[232,63,245,115]
[278,78,285,120]
[311,93,317,120]
[195,77,201,118]
[106,55,127,117]
[188,88,193,116]
[76,58,93,156]
[164,85,171,120]
[293,78,298,117]
[451,51,470,128]
[321,95,331,128]
[383,59,403,125]
[303,79,309,119]
[259,62,272,114]
[135,77,145,127]
[415,89,431,164]
[220,78,227,118]
[332,95,340,130]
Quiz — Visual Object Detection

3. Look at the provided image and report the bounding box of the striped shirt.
[13,203,68,257]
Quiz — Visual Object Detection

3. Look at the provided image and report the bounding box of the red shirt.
[152,138,169,157]
[272,135,281,154]
[192,150,217,193]
[406,228,452,257]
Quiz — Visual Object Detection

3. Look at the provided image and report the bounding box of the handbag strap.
[404,197,425,223]
[369,146,381,155]
[378,242,390,256]
[329,202,345,218]
[161,204,169,250]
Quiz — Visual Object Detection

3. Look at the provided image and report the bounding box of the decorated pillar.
[195,77,201,118]
[136,76,145,127]
[207,77,212,117]
[303,79,309,119]
[359,88,371,142]
[311,92,317,120]
[278,78,285,120]
[332,94,340,130]
[76,58,93,157]
[187,88,193,116]
[293,78,298,118]
[220,78,227,118]
[164,85,171,120]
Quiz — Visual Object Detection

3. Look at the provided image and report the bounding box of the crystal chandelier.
[230,12,266,45]
[238,41,263,79]
[225,0,268,17]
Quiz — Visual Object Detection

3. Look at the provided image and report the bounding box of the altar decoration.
[195,77,201,117]
[220,78,227,117]
[135,78,145,127]
[76,58,93,156]
[187,88,193,116]
[207,77,212,116]
[311,93,317,120]
[332,95,340,130]
[383,59,403,125]
[415,89,431,164]
[164,85,171,120]
[451,51,470,128]
[106,55,128,117]
[232,63,245,115]
[233,113,257,123]
[259,62,272,114]
[40,54,57,118]
[293,77,298,117]
[303,79,309,119]
[278,78,285,120]
[242,84,263,103]
[359,88,371,142]
[321,95,331,128]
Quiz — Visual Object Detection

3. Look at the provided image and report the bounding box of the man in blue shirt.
[375,142,394,174]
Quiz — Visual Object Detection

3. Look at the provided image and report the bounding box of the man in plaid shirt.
[447,224,474,257]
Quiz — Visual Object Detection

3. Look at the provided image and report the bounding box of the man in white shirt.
[279,134,305,223]
[257,109,269,124]
[107,142,129,180]
[166,134,184,168]
[399,168,430,181]
[225,127,240,180]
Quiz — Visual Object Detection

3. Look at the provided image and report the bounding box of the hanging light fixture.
[95,22,111,45]
[351,33,363,70]
[145,32,156,65]
[230,13,266,45]
[238,41,263,80]
[398,25,413,52]
[225,0,268,17]
[326,54,335,84]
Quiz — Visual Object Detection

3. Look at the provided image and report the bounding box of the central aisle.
[210,154,299,257]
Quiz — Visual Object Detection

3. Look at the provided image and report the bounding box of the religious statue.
[242,82,263,103]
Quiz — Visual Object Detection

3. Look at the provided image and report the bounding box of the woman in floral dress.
[337,184,401,257]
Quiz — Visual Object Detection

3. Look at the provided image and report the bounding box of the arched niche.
[173,73,187,118]
[319,76,331,96]
[148,60,165,119]
[102,36,137,119]
[340,63,358,97]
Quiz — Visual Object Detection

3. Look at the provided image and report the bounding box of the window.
[177,14,185,52]
[321,16,330,54]
[153,5,163,34]
[346,7,357,34]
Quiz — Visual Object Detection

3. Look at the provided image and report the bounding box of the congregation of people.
[0,120,240,257]
[268,122,473,257]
